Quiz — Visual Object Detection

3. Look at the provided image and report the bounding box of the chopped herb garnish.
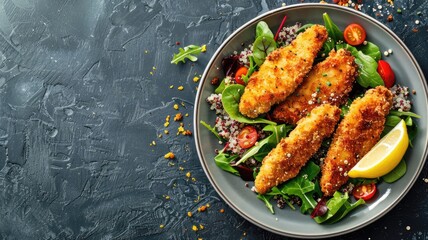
[326,81,332,86]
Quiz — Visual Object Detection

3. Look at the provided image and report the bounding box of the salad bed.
[201,13,420,224]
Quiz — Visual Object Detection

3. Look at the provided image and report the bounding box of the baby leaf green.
[221,84,276,125]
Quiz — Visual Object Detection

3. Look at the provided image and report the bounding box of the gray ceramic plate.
[194,3,428,238]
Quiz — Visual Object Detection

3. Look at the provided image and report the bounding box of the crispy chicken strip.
[320,86,393,196]
[239,25,328,118]
[271,49,358,124]
[255,104,340,194]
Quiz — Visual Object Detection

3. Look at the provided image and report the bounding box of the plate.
[193,3,428,238]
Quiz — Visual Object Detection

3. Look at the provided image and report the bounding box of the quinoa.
[277,23,302,46]
[390,84,412,112]
[206,93,244,154]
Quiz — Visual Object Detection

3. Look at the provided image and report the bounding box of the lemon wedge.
[348,119,409,179]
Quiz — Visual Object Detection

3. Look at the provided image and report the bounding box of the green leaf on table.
[171,44,205,64]
[222,84,276,125]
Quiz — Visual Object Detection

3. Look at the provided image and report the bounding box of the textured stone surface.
[0,0,426,239]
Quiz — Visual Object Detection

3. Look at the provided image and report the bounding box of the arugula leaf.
[171,44,206,64]
[280,162,320,213]
[257,194,274,213]
[235,124,293,165]
[200,120,223,141]
[221,84,276,125]
[214,150,239,175]
[382,159,407,183]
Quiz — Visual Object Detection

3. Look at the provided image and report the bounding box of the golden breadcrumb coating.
[255,104,341,194]
[271,48,358,124]
[320,86,393,196]
[238,25,328,118]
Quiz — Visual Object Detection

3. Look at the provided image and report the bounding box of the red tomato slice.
[235,66,248,85]
[344,23,366,46]
[377,60,395,88]
[237,125,258,149]
[352,183,377,201]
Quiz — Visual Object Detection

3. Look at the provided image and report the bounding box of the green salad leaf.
[200,120,223,141]
[252,21,277,66]
[279,161,320,214]
[214,149,239,175]
[382,159,407,183]
[337,43,384,88]
[257,194,274,213]
[314,192,365,224]
[222,84,276,125]
[235,124,293,165]
[359,41,381,61]
[171,44,205,64]
[322,13,344,43]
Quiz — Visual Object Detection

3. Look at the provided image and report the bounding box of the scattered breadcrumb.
[174,113,183,121]
[201,45,207,52]
[178,86,184,91]
[173,104,179,110]
[192,225,199,231]
[193,76,200,82]
[187,211,193,217]
[220,209,225,213]
[164,152,175,159]
[159,224,165,228]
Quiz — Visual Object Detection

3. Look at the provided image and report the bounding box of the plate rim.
[193,3,428,238]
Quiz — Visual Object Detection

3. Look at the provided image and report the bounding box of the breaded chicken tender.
[320,86,393,196]
[255,104,341,194]
[271,49,358,124]
[239,25,328,118]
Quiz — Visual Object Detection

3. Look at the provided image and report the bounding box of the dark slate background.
[0,0,426,239]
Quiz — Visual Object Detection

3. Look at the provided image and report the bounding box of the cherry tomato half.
[237,125,258,149]
[235,66,248,85]
[343,23,366,46]
[377,60,395,88]
[352,183,377,201]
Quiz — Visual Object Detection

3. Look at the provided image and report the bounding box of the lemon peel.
[348,119,409,178]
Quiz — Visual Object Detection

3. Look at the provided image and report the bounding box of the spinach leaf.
[200,120,223,141]
[385,115,402,127]
[171,44,205,64]
[256,21,274,39]
[214,150,239,175]
[323,198,365,224]
[235,124,293,165]
[382,159,407,183]
[214,77,228,94]
[322,13,344,43]
[221,84,276,125]
[280,161,320,213]
[359,42,381,61]
[337,44,384,88]
[253,36,277,66]
[314,192,365,224]
[257,194,274,213]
